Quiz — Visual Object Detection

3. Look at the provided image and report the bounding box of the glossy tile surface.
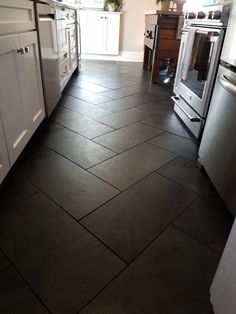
[81,173,197,262]
[94,122,163,153]
[23,154,119,219]
[80,227,219,314]
[0,60,232,314]
[89,143,176,190]
[0,193,125,314]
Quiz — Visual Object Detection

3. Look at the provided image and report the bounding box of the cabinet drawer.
[70,24,77,49]
[66,9,76,25]
[59,57,69,89]
[172,96,204,138]
[0,0,35,35]
[70,46,77,70]
[145,14,158,25]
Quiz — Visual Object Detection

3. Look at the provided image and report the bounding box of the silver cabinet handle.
[218,73,236,96]
[171,96,202,122]
[17,48,25,55]
[24,46,29,54]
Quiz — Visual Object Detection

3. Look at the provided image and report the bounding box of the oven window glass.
[181,32,216,99]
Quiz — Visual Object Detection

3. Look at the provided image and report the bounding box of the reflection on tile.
[65,85,111,104]
[0,193,125,314]
[149,132,198,160]
[158,157,215,195]
[60,95,112,119]
[89,143,176,190]
[174,197,233,253]
[61,115,114,139]
[95,108,153,129]
[94,122,163,153]
[0,268,48,314]
[44,128,116,168]
[142,113,193,139]
[82,173,197,262]
[98,95,147,112]
[24,154,119,219]
[99,86,142,100]
[80,226,219,314]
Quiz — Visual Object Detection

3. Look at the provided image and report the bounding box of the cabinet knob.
[17,48,25,55]
[24,46,30,54]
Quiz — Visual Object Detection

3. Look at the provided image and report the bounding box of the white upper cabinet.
[0,117,10,185]
[80,11,121,55]
[0,0,35,35]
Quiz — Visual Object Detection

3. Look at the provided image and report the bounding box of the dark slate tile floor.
[0,60,233,314]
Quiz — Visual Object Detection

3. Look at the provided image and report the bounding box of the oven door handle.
[171,96,202,122]
[218,74,236,96]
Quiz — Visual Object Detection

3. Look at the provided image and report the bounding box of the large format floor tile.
[174,197,233,253]
[97,95,148,112]
[0,193,125,314]
[65,84,111,104]
[23,154,119,219]
[157,156,216,195]
[80,226,219,314]
[142,112,193,139]
[0,251,9,272]
[43,128,116,168]
[60,95,112,119]
[99,86,142,100]
[95,108,154,129]
[94,122,163,153]
[89,143,176,190]
[72,80,111,93]
[0,268,48,314]
[59,115,114,139]
[149,132,199,160]
[81,173,197,262]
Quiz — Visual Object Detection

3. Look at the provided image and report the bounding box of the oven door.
[176,27,224,117]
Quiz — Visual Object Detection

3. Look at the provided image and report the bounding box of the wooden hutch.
[143,11,184,84]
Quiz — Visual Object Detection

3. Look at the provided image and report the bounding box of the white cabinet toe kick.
[172,96,205,139]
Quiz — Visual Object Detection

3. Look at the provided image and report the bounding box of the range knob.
[213,10,222,20]
[208,11,213,19]
[197,11,206,19]
[188,12,196,19]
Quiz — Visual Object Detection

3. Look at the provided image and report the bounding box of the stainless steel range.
[172,3,231,139]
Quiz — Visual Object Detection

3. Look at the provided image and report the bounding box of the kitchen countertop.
[34,0,78,10]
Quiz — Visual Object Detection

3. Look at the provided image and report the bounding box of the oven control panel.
[185,4,231,27]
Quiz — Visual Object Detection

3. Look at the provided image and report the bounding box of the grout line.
[0,264,11,275]
[0,248,52,314]
[172,224,221,256]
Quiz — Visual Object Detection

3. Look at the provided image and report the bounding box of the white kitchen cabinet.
[0,0,35,35]
[0,117,10,184]
[0,31,45,165]
[80,11,121,55]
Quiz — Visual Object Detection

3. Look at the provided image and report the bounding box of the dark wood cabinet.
[143,11,184,84]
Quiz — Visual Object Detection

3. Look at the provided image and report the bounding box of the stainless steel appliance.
[36,3,62,116]
[36,2,80,116]
[173,4,231,139]
[198,2,236,217]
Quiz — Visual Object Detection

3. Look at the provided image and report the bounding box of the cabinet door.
[19,31,45,134]
[105,14,120,55]
[0,34,30,165]
[86,13,104,54]
[0,0,35,35]
[0,117,10,184]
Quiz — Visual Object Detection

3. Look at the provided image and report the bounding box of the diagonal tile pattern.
[0,60,233,314]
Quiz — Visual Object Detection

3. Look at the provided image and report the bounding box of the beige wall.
[120,0,161,52]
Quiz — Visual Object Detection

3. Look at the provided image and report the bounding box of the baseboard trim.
[81,51,144,62]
